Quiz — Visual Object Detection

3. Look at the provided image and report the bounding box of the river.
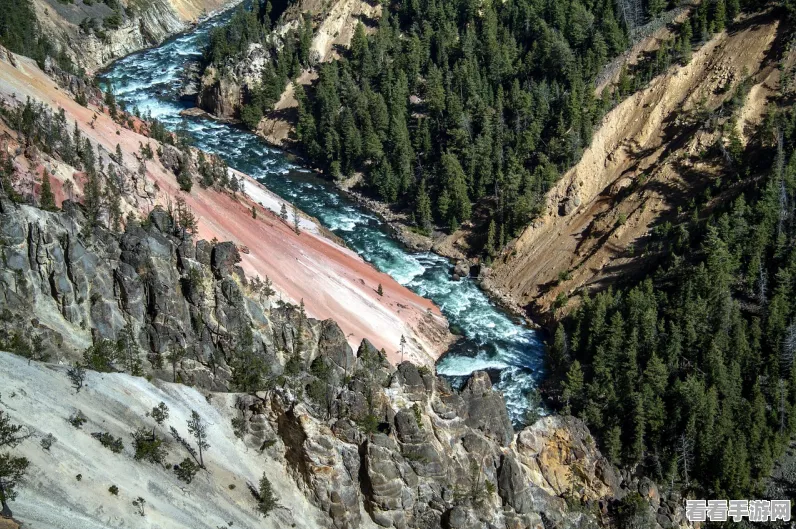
[99,9,545,424]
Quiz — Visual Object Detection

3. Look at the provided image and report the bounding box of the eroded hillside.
[486,10,787,317]
[0,45,451,365]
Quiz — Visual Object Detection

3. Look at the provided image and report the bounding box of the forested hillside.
[551,72,796,497]
[203,3,315,128]
[289,0,747,251]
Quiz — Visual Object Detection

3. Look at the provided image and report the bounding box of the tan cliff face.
[32,0,241,73]
[485,10,784,318]
[0,46,453,365]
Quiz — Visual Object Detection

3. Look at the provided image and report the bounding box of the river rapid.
[99,9,545,424]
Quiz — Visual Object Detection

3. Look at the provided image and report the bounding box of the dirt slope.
[0,47,452,366]
[486,11,783,317]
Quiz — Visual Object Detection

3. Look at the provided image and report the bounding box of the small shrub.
[150,402,169,426]
[132,428,168,465]
[231,416,246,439]
[173,457,199,484]
[40,433,56,451]
[92,431,124,453]
[553,292,568,310]
[67,363,86,392]
[132,496,146,517]
[109,484,119,495]
[411,403,423,429]
[83,340,120,372]
[68,410,88,429]
[485,481,497,495]
[357,413,379,434]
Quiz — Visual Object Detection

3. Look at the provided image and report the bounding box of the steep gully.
[98,8,544,424]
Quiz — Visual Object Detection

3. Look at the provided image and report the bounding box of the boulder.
[211,241,241,278]
[461,371,514,447]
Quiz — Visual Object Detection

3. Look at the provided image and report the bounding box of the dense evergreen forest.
[549,79,796,496]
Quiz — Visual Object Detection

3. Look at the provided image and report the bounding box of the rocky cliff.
[33,0,241,73]
[0,331,686,529]
[0,45,451,363]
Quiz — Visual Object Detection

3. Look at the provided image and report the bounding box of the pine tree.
[561,360,583,414]
[186,411,209,468]
[0,409,30,517]
[377,284,383,296]
[257,473,278,516]
[485,219,497,257]
[292,203,301,234]
[280,202,288,221]
[39,170,56,211]
[415,179,432,235]
[714,0,727,33]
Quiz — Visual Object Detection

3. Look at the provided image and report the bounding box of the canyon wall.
[485,11,784,318]
[197,0,378,127]
[33,0,241,73]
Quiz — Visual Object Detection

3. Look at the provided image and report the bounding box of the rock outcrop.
[0,199,347,389]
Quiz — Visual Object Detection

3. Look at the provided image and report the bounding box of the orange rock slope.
[0,48,453,366]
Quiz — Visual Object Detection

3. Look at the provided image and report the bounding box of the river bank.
[182,105,541,329]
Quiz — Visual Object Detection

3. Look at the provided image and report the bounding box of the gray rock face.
[0,202,328,390]
[460,371,514,447]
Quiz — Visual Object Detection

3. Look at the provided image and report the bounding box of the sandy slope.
[487,11,783,316]
[0,351,366,529]
[0,48,452,366]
